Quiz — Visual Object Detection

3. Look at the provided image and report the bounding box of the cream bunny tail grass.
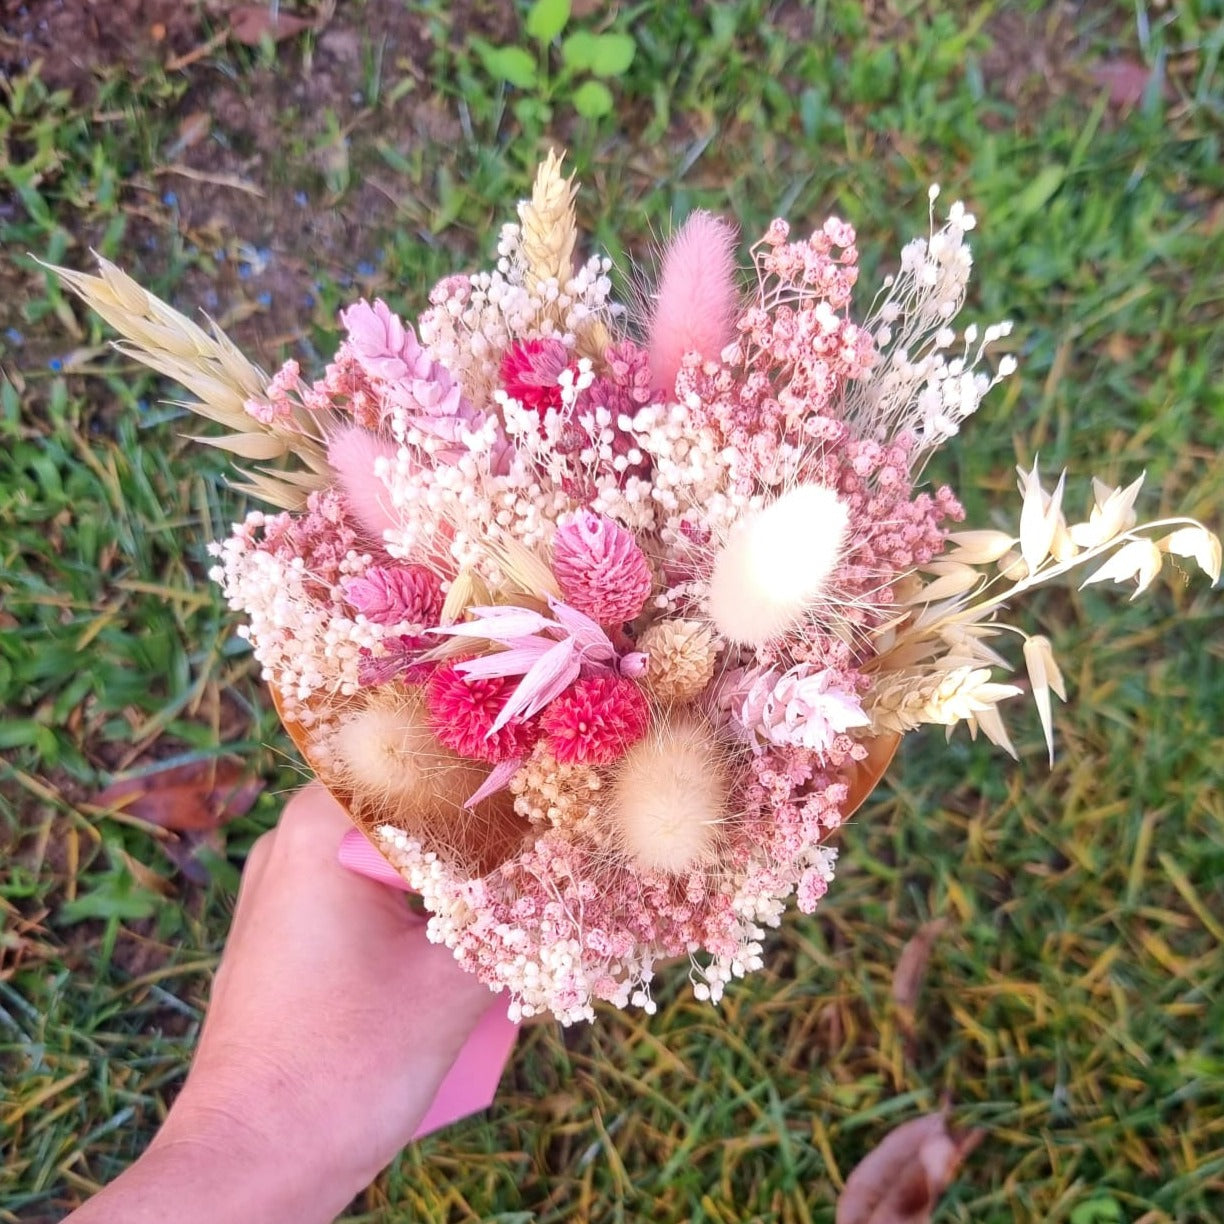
[43,255,331,509]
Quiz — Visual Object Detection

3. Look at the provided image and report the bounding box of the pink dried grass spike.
[646,211,740,394]
[327,425,401,542]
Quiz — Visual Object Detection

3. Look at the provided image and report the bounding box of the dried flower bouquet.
[51,153,1219,1024]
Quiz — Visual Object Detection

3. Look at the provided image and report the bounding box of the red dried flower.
[427,664,539,763]
[501,338,571,414]
[541,674,651,765]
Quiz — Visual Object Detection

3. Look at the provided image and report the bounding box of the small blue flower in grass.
[49,357,63,371]
[162,191,178,207]
[4,327,23,346]
[257,291,273,308]
[357,260,375,278]
[294,191,309,207]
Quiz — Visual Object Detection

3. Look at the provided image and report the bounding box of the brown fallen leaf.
[229,5,316,46]
[837,1111,983,1224]
[167,110,211,157]
[1088,59,1158,111]
[892,918,951,1018]
[95,757,263,833]
[160,828,227,887]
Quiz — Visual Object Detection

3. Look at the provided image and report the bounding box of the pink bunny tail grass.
[327,425,402,542]
[646,211,740,395]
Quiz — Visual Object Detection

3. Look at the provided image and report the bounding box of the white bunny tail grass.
[608,712,730,874]
[706,482,850,647]
[326,687,529,876]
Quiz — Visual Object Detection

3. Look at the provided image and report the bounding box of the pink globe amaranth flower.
[552,510,653,624]
[427,664,540,763]
[501,338,571,413]
[342,565,442,626]
[540,673,650,766]
[339,298,416,381]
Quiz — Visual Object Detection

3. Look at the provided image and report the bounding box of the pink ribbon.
[338,828,520,1138]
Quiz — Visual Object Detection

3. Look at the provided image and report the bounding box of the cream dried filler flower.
[52,155,1219,1024]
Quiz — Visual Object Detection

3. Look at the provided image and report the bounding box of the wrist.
[64,1127,356,1224]
[149,1060,370,1219]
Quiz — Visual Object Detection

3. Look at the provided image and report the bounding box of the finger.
[280,781,353,840]
[232,826,275,914]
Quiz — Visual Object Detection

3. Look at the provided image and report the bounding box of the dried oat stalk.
[44,255,331,509]
[871,465,1221,760]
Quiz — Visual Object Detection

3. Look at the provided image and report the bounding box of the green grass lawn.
[2,1,1223,1220]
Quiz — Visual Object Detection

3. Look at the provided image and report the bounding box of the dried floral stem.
[896,515,1218,651]
[44,255,331,509]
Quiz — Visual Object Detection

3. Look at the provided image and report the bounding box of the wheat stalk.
[43,255,331,509]
[518,149,578,292]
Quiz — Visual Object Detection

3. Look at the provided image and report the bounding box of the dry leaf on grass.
[160,829,227,887]
[96,757,263,832]
[837,1111,984,1224]
[891,918,951,1019]
[1088,60,1159,111]
[168,111,211,156]
[229,5,318,45]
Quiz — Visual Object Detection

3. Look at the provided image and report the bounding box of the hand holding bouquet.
[52,153,1219,1025]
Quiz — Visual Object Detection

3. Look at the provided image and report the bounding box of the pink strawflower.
[501,338,571,413]
[427,664,540,763]
[342,565,442,626]
[541,674,651,765]
[552,510,652,624]
[434,598,641,733]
